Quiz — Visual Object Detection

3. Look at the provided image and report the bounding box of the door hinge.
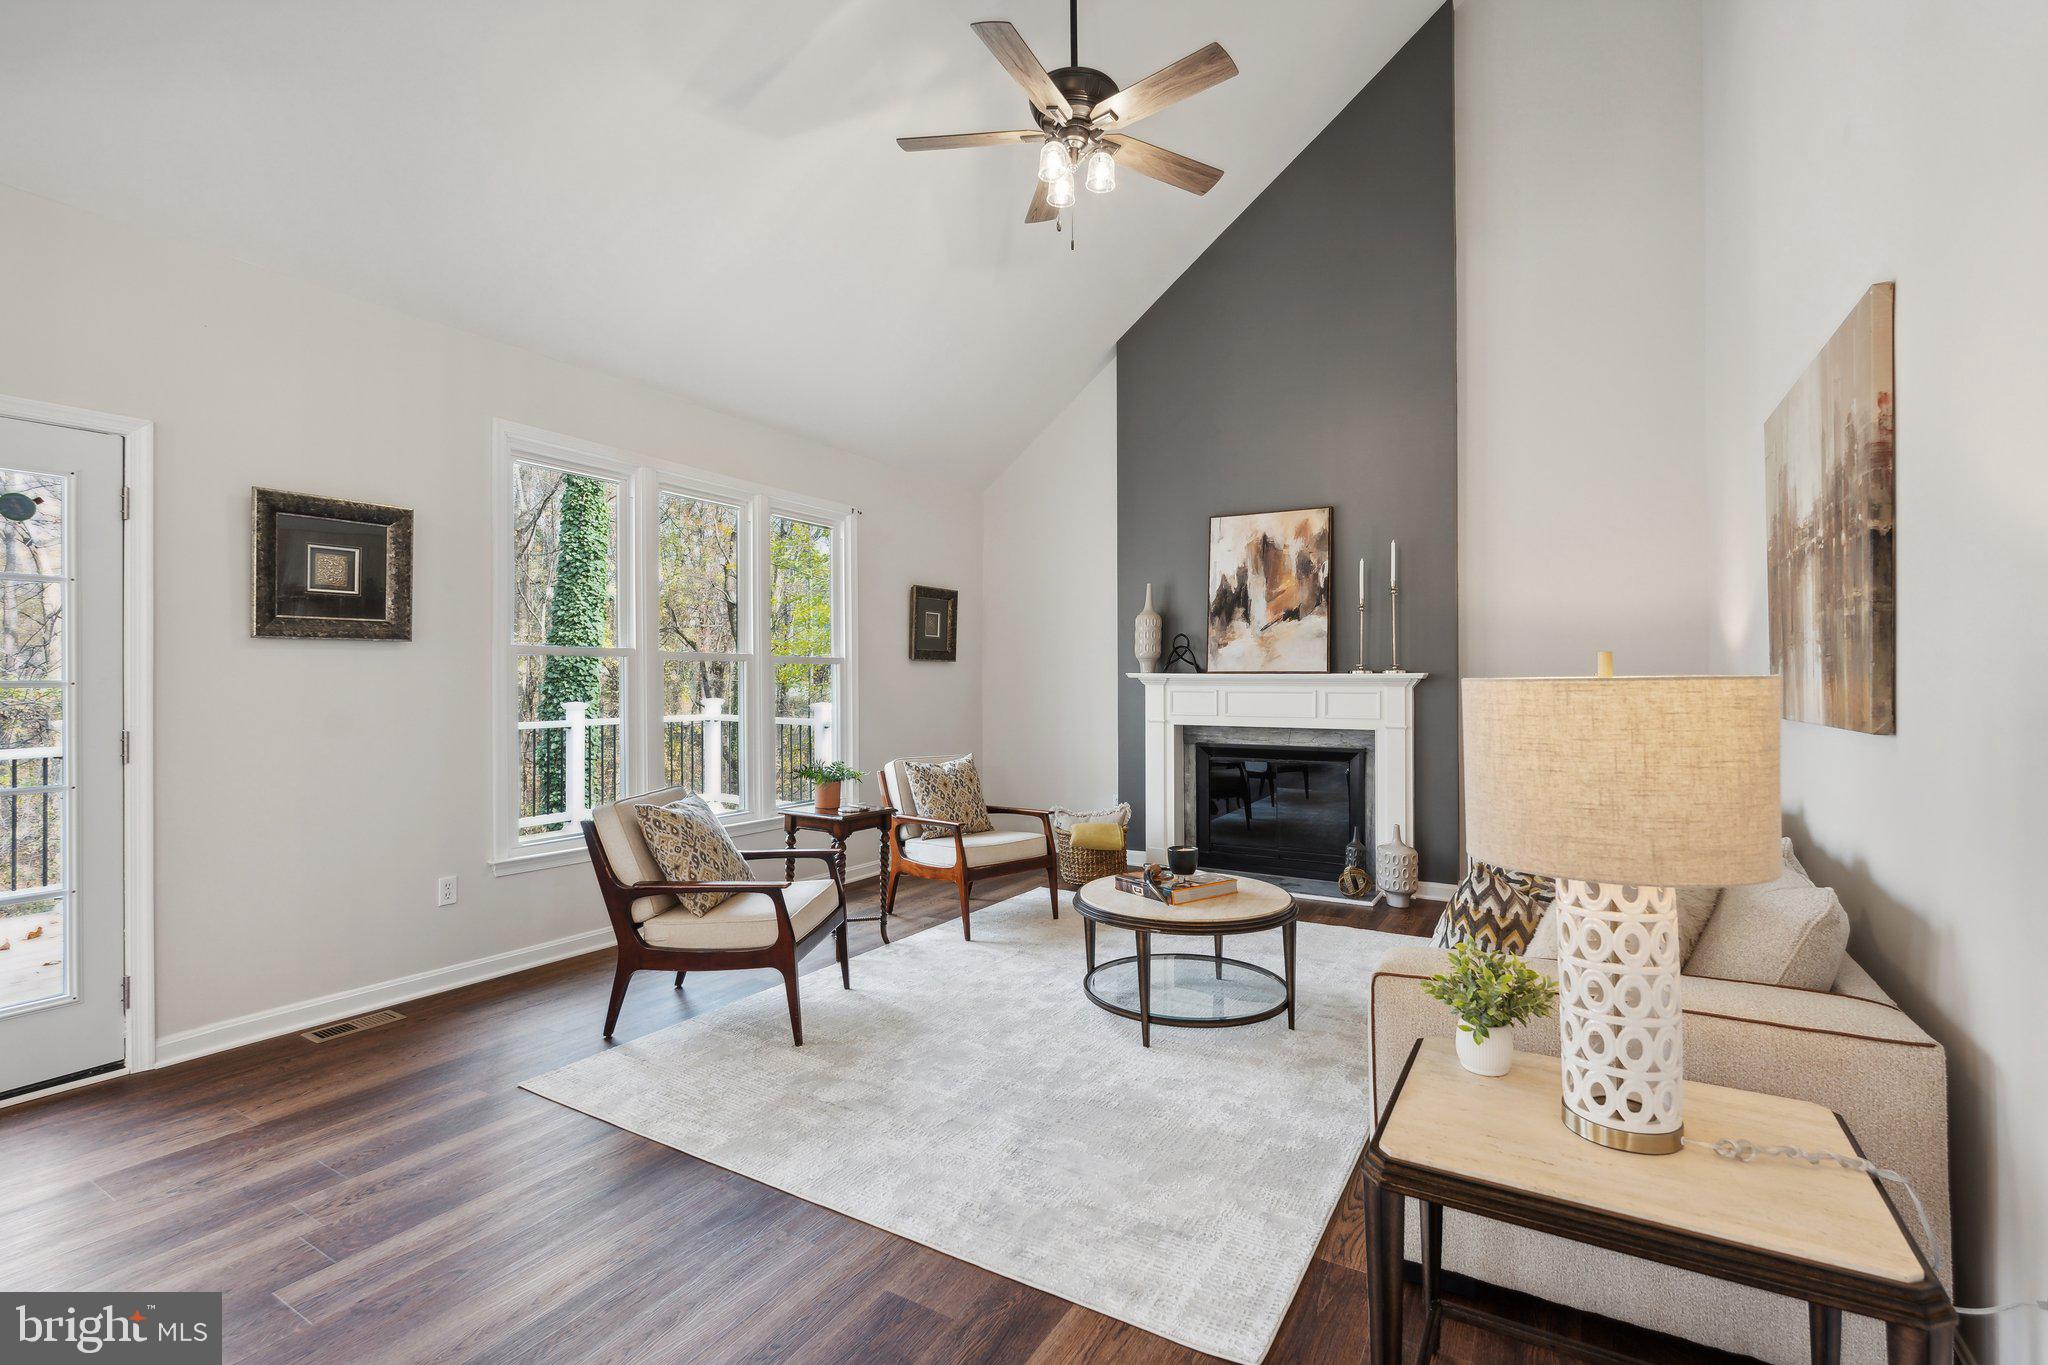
[120,730,131,764]
[121,976,132,1011]
[120,486,131,520]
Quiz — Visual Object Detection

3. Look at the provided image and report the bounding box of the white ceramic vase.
[1455,1027,1512,1077]
[1134,583,1162,673]
[1377,823,1418,908]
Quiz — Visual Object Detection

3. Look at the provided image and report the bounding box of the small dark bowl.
[1167,845,1199,876]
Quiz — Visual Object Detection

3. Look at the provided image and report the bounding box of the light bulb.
[1046,172,1076,210]
[1083,147,1116,194]
[1036,138,1073,184]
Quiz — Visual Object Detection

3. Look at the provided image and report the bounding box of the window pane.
[0,468,64,577]
[0,680,63,1011]
[516,654,622,841]
[511,462,619,648]
[774,662,839,806]
[658,493,742,654]
[0,895,62,1010]
[663,661,744,813]
[770,515,833,657]
[0,580,61,681]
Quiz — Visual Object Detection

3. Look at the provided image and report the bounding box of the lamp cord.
[1687,1137,2047,1360]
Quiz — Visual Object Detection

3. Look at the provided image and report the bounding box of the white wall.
[978,358,1119,811]
[1455,0,1712,678]
[0,182,984,1048]
[1702,2,2048,1355]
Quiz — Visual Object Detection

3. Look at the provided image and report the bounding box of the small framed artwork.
[908,585,958,661]
[251,487,414,640]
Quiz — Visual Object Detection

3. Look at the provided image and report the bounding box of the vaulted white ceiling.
[0,0,1437,483]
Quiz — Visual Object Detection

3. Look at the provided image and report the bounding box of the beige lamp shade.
[1462,675,1782,887]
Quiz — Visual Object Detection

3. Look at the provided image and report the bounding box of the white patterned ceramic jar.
[1377,823,1418,908]
[1134,583,1162,673]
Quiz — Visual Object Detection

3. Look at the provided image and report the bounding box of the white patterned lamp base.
[1554,879,1685,1154]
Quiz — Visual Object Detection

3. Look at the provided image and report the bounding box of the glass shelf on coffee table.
[1073,874,1298,1047]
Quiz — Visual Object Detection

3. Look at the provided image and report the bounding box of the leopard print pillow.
[634,794,752,915]
[903,756,994,836]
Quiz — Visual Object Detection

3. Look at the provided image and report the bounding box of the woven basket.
[1053,822,1129,885]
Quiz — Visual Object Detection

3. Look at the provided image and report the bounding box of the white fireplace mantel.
[1127,671,1428,869]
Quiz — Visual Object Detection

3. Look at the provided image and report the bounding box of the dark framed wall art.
[908,585,958,661]
[251,487,414,640]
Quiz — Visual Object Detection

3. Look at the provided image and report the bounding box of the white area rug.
[523,890,1399,1364]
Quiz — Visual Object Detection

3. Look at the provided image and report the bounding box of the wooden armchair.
[582,786,848,1044]
[876,756,1059,941]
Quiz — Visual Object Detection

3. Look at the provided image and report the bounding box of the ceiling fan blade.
[1025,178,1058,223]
[1103,136,1223,195]
[971,21,1073,121]
[1092,42,1237,128]
[897,130,1044,152]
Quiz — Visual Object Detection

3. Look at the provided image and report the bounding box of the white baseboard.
[153,926,613,1068]
[152,867,894,1070]
[1419,880,1455,902]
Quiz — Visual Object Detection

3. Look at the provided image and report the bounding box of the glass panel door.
[0,466,68,1015]
[0,415,124,1101]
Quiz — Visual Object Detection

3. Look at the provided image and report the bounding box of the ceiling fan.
[896,2,1237,226]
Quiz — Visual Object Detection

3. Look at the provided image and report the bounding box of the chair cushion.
[902,756,994,836]
[638,878,839,951]
[591,785,694,923]
[902,829,1047,870]
[633,794,751,915]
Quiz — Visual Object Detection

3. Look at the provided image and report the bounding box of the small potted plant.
[794,760,864,812]
[1422,941,1557,1076]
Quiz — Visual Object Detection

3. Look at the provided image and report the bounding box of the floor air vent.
[300,1008,405,1043]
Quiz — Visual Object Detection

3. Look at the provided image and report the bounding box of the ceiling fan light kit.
[896,3,1236,230]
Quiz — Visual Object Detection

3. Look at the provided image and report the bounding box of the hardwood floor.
[0,873,1742,1363]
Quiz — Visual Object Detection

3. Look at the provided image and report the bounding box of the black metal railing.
[2,751,59,894]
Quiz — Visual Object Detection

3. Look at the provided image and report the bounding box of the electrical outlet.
[436,875,458,907]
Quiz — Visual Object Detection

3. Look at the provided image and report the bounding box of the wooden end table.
[1362,1039,1954,1364]
[780,804,897,942]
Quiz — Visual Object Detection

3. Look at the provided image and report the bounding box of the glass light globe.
[1046,172,1077,209]
[1036,138,1073,184]
[1083,147,1116,194]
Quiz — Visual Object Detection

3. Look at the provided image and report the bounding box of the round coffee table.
[1073,874,1298,1047]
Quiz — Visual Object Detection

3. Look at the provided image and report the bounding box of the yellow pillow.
[1070,821,1125,852]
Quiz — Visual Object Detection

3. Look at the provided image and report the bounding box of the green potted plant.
[1422,941,1557,1076]
[794,760,864,812]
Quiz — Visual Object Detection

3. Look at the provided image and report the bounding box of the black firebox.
[1193,741,1369,882]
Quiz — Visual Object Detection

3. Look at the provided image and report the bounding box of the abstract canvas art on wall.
[1206,507,1332,672]
[1765,282,1896,733]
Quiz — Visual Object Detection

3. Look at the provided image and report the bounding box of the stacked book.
[1113,871,1239,905]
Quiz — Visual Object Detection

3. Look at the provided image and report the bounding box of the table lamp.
[1462,666,1780,1154]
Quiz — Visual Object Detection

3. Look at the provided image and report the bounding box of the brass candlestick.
[1352,596,1370,673]
[1388,582,1401,673]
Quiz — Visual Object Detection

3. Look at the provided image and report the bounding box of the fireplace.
[1185,729,1372,882]
[1130,669,1425,889]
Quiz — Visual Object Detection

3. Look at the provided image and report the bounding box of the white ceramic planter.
[1455,1028,1512,1077]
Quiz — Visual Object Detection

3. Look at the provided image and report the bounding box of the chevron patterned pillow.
[1432,861,1556,954]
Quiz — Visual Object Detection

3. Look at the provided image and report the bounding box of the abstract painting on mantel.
[1207,506,1332,673]
[1766,282,1896,734]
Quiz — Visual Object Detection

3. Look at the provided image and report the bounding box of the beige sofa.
[1367,864,1950,1364]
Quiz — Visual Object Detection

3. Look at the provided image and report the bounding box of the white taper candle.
[1390,540,1399,587]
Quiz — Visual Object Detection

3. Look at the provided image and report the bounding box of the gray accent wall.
[1116,4,1458,882]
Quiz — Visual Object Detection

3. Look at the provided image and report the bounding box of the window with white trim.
[493,423,856,867]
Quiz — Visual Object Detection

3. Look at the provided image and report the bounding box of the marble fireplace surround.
[1129,672,1428,884]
